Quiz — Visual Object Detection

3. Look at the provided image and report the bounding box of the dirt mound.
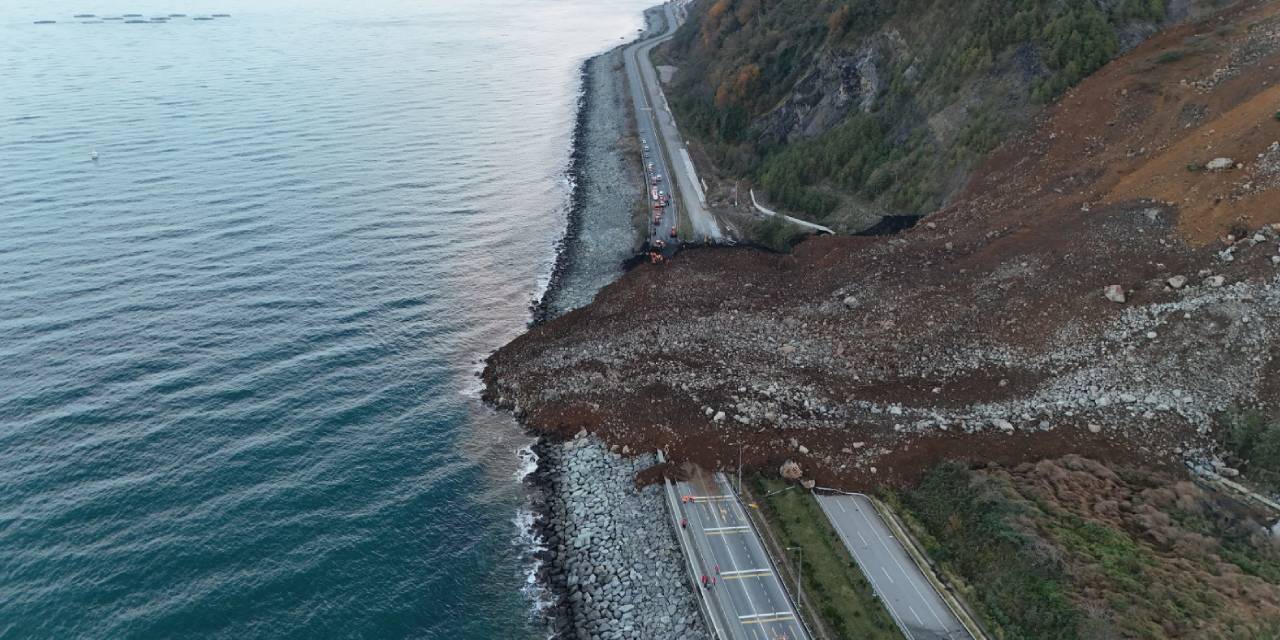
[484,0,1280,489]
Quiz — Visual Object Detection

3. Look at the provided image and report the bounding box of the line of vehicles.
[643,139,677,243]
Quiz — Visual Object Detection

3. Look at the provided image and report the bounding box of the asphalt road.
[676,471,808,640]
[622,3,723,244]
[815,493,971,640]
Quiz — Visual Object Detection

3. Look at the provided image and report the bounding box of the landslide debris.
[484,0,1280,489]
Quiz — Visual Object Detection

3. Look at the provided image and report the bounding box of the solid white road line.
[704,525,749,533]
[721,568,771,576]
[817,496,915,640]
[851,497,954,632]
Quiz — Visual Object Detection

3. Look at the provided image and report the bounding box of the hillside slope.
[485,0,1280,488]
[661,0,1233,231]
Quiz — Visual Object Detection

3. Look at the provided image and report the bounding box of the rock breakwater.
[530,436,707,639]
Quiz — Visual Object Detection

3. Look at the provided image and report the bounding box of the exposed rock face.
[754,39,887,147]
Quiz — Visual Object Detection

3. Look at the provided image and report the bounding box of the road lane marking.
[722,568,771,577]
[715,474,806,637]
[740,615,795,625]
[739,612,795,621]
[704,525,749,532]
[849,496,951,635]
[909,604,924,625]
[818,496,916,640]
[701,478,763,628]
[680,481,756,634]
[882,566,896,584]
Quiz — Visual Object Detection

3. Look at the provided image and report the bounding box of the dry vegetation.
[894,456,1280,638]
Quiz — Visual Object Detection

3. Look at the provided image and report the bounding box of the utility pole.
[786,546,803,598]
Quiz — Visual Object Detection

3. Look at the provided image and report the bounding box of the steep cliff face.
[662,0,1234,231]
[752,37,890,148]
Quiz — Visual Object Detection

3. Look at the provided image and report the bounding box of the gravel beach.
[534,45,645,322]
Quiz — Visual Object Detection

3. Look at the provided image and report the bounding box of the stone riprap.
[532,436,708,640]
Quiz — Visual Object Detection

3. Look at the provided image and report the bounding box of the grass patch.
[750,214,805,252]
[1155,49,1187,63]
[892,463,1081,639]
[750,476,901,640]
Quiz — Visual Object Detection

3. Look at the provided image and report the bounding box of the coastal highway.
[676,471,808,640]
[815,493,971,640]
[623,2,723,243]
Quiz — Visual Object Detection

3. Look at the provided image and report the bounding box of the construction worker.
[701,574,708,589]
[680,517,687,529]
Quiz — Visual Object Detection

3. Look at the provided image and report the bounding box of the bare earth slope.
[485,0,1280,489]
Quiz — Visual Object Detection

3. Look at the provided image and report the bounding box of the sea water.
[0,0,652,637]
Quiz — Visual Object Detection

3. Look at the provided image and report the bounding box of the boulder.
[779,460,803,480]
[800,479,816,490]
[1207,275,1227,287]
[992,418,1015,433]
[1167,275,1187,289]
[1206,157,1234,170]
[1104,285,1126,303]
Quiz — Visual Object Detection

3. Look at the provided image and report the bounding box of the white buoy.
[90,149,99,161]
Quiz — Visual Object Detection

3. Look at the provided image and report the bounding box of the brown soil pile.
[484,0,1280,490]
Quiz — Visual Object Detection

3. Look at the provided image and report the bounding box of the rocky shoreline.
[517,11,708,638]
[532,44,646,324]
[526,436,707,639]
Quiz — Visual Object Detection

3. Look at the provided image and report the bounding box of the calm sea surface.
[0,1,650,637]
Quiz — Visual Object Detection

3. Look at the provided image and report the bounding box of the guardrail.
[749,189,835,235]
